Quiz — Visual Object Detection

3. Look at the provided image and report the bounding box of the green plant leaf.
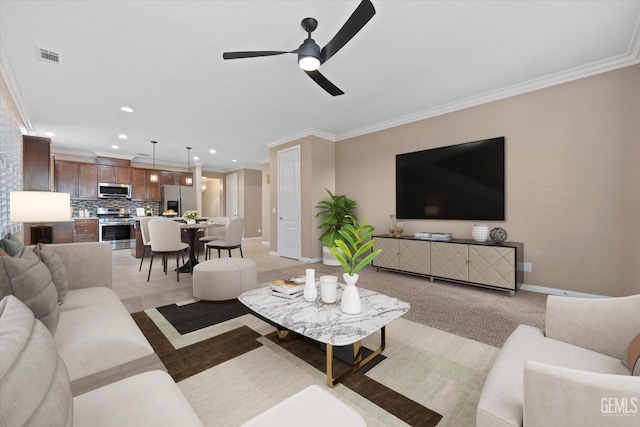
[351,249,382,275]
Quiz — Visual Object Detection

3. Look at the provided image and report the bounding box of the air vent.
[36,47,60,64]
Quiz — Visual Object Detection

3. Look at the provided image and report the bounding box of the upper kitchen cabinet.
[131,168,161,201]
[55,160,97,199]
[159,170,193,187]
[23,135,52,191]
[96,156,131,184]
[97,165,131,184]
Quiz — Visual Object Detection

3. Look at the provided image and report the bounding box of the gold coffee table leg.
[326,326,386,387]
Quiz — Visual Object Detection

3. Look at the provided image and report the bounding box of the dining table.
[177,221,224,273]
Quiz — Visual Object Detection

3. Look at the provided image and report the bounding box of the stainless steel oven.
[97,208,134,250]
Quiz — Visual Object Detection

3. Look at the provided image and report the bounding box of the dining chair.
[205,218,244,259]
[198,217,230,257]
[147,218,190,282]
[138,216,154,272]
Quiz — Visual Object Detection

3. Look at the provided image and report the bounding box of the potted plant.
[183,210,199,224]
[329,215,382,314]
[315,189,357,265]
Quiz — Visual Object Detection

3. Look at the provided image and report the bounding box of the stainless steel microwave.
[97,182,132,199]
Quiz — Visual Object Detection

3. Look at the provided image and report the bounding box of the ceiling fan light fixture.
[299,55,320,71]
[297,38,321,71]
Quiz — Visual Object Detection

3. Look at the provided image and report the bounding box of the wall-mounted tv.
[396,137,505,220]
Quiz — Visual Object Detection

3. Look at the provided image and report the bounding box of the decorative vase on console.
[328,215,382,315]
[472,224,490,242]
[389,214,396,237]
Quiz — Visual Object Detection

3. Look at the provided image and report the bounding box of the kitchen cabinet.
[159,170,193,187]
[23,135,52,191]
[74,219,98,242]
[55,160,97,199]
[131,168,161,201]
[97,165,131,184]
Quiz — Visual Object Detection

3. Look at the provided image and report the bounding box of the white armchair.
[477,294,640,427]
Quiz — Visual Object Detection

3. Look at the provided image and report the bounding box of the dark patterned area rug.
[132,300,443,427]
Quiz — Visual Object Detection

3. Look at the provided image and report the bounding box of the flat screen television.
[396,137,505,220]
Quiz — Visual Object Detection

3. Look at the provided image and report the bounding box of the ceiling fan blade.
[223,51,288,60]
[305,70,344,96]
[320,0,376,64]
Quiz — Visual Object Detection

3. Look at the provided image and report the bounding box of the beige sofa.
[0,242,203,426]
[477,294,640,427]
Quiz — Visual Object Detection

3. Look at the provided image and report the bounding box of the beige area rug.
[133,301,499,427]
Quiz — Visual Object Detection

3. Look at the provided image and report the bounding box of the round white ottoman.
[192,258,257,301]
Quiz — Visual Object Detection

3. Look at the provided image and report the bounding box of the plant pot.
[341,273,361,314]
[186,219,196,225]
[322,246,342,266]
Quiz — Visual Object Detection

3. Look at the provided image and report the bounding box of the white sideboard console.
[372,235,524,294]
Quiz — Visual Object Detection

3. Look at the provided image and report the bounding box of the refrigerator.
[163,185,197,216]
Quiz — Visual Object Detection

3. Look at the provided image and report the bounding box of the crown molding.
[335,54,640,142]
[266,128,335,148]
[0,31,33,134]
[93,151,137,160]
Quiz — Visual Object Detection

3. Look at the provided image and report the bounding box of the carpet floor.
[133,298,500,426]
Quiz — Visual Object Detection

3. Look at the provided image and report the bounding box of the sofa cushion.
[73,370,203,426]
[0,295,73,426]
[0,232,23,256]
[34,243,69,305]
[523,361,640,427]
[0,247,60,333]
[0,248,7,256]
[625,332,640,376]
[55,287,154,381]
[476,324,629,427]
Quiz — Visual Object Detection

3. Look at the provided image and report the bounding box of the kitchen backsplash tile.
[71,200,161,217]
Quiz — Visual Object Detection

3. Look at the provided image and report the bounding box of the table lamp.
[10,191,71,244]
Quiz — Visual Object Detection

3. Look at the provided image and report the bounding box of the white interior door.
[277,146,301,260]
[226,173,238,218]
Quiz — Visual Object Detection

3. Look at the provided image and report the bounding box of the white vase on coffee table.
[341,273,361,314]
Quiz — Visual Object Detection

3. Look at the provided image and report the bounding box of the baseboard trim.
[261,241,269,246]
[269,251,279,257]
[520,283,608,299]
[300,257,322,263]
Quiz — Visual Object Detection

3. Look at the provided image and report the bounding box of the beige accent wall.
[262,163,270,243]
[242,168,262,239]
[269,136,335,260]
[336,64,640,297]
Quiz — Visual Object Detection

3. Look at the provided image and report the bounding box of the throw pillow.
[626,332,640,376]
[0,295,73,426]
[0,247,60,333]
[33,243,69,305]
[0,232,24,256]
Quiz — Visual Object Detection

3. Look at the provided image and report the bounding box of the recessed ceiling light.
[118,134,127,139]
[193,156,199,160]
[120,106,134,112]
[232,159,238,162]
[111,145,119,149]
[209,149,216,154]
[45,132,55,137]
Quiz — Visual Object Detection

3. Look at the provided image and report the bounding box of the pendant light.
[185,147,193,185]
[150,141,158,183]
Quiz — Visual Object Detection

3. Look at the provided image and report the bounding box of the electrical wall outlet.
[522,262,532,272]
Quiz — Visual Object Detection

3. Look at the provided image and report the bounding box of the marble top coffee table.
[239,285,410,387]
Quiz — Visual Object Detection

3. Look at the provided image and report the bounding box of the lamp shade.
[10,191,71,223]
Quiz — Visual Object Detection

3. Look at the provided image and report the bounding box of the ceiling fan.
[222,0,376,96]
